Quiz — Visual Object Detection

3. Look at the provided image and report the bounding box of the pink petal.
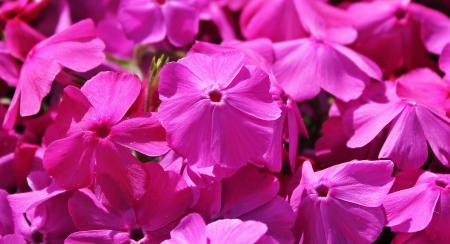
[81,71,141,123]
[273,40,321,101]
[409,3,450,54]
[221,166,279,218]
[321,197,385,243]
[4,19,44,61]
[416,106,450,166]
[158,62,207,100]
[240,196,295,243]
[118,0,166,44]
[0,51,20,86]
[425,191,450,243]
[0,234,26,244]
[158,98,214,166]
[320,160,394,207]
[440,44,450,74]
[18,55,62,116]
[211,104,274,168]
[68,190,128,231]
[383,183,440,232]
[164,213,207,244]
[94,141,147,210]
[346,101,405,148]
[206,219,267,244]
[225,67,281,120]
[65,230,129,244]
[110,113,169,156]
[43,132,96,190]
[379,107,428,169]
[240,0,306,42]
[136,163,192,231]
[7,182,65,213]
[396,68,449,113]
[164,2,199,47]
[0,190,13,235]
[293,197,327,244]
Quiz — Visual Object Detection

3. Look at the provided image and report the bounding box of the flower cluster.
[0,0,449,243]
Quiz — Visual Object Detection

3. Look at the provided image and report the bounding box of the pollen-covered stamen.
[436,179,448,188]
[208,89,223,103]
[89,122,111,138]
[315,184,329,197]
[129,227,145,241]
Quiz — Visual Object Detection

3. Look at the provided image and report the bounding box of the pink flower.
[345,68,450,169]
[192,165,295,243]
[158,51,281,169]
[66,163,192,243]
[162,213,268,244]
[383,170,449,243]
[290,160,394,243]
[118,0,200,47]
[348,0,450,75]
[42,71,169,190]
[273,37,381,102]
[7,182,76,243]
[3,19,105,129]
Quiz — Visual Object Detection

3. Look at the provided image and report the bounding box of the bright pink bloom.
[440,43,450,75]
[66,163,192,243]
[118,0,200,47]
[193,165,295,243]
[290,160,394,243]
[43,71,169,190]
[345,68,450,169]
[383,170,449,243]
[273,37,381,102]
[158,51,281,169]
[348,0,450,75]
[162,213,268,244]
[3,19,105,131]
[7,182,76,243]
[241,0,354,42]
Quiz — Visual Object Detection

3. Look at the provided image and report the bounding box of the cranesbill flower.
[345,68,450,169]
[162,213,268,244]
[43,71,169,190]
[383,170,449,243]
[290,160,394,243]
[158,51,281,169]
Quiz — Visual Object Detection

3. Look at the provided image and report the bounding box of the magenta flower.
[383,170,449,243]
[345,68,450,169]
[273,37,381,102]
[66,163,192,243]
[162,213,268,244]
[4,19,105,120]
[290,160,394,243]
[7,182,76,243]
[192,165,295,243]
[43,71,169,190]
[158,51,281,169]
[348,0,450,75]
[118,0,200,47]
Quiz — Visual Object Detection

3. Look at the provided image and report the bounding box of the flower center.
[129,227,145,241]
[208,89,223,103]
[436,179,448,188]
[394,8,408,20]
[89,122,111,138]
[315,184,329,197]
[31,230,44,243]
[155,0,165,4]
